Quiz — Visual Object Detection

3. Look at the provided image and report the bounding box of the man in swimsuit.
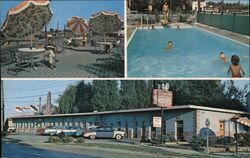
[228,55,245,78]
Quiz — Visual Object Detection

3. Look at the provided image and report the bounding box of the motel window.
[116,121,121,130]
[142,121,146,137]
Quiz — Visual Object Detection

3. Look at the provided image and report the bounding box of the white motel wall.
[9,105,250,141]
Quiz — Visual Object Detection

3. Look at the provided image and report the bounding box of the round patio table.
[71,37,83,46]
[18,48,45,71]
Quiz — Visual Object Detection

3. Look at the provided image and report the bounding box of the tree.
[224,80,246,111]
[91,80,120,111]
[75,81,93,112]
[58,85,77,114]
[120,80,137,109]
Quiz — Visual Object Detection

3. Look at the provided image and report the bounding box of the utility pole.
[160,107,164,144]
[205,118,210,155]
[231,115,239,157]
[1,80,5,133]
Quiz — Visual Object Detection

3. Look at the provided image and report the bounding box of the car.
[37,126,52,135]
[83,126,126,140]
[44,126,64,136]
[7,127,16,133]
[55,126,83,137]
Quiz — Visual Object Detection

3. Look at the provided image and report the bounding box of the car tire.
[115,134,122,140]
[90,135,96,139]
[9,129,13,133]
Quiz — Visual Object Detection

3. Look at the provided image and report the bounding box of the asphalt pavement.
[3,143,102,158]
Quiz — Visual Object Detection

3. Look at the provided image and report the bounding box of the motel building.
[8,104,250,141]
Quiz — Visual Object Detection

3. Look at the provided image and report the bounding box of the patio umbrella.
[67,16,89,35]
[89,11,123,35]
[237,117,250,127]
[1,0,53,47]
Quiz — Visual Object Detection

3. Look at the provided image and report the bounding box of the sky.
[0,0,124,30]
[2,80,249,120]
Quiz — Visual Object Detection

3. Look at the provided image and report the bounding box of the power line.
[6,81,77,91]
[5,99,58,103]
[5,91,63,100]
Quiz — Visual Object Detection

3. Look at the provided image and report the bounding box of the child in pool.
[219,52,228,63]
[228,55,245,78]
[166,41,173,49]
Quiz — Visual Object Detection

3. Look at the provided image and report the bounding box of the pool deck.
[195,23,249,46]
[127,22,250,46]
[1,47,124,78]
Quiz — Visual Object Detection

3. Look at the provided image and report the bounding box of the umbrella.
[67,16,89,35]
[1,0,53,47]
[89,11,123,35]
[237,117,250,127]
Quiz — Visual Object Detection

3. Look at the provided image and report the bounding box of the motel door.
[219,121,225,136]
[176,120,184,141]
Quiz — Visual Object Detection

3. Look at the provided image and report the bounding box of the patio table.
[18,48,45,71]
[71,37,83,46]
[96,41,114,54]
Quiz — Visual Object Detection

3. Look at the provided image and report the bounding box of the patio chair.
[90,40,101,53]
[186,14,196,24]
[6,50,30,76]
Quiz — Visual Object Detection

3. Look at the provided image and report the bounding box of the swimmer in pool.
[228,55,245,78]
[166,41,173,49]
[219,52,228,63]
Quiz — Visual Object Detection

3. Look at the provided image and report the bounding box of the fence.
[197,12,249,36]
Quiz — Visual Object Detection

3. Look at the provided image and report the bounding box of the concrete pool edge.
[127,26,249,48]
[195,26,250,48]
[127,27,138,47]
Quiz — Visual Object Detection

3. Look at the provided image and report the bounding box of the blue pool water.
[128,27,249,78]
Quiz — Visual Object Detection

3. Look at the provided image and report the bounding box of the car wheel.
[115,134,122,140]
[90,135,96,139]
[9,129,13,133]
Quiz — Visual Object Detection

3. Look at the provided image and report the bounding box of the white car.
[84,126,126,140]
[44,126,59,135]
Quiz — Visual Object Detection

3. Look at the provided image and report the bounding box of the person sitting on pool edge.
[228,55,245,78]
[44,37,57,69]
[166,41,173,49]
[219,52,228,63]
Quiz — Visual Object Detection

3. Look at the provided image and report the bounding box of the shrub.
[48,136,62,143]
[140,135,151,143]
[75,137,85,144]
[62,137,73,143]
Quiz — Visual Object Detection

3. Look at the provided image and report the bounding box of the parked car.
[55,126,83,137]
[37,126,52,135]
[83,126,125,140]
[7,127,16,133]
[44,126,64,136]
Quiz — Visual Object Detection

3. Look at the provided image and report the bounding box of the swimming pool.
[127,27,249,78]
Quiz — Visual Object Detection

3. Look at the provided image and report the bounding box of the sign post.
[152,83,173,144]
[205,118,210,155]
